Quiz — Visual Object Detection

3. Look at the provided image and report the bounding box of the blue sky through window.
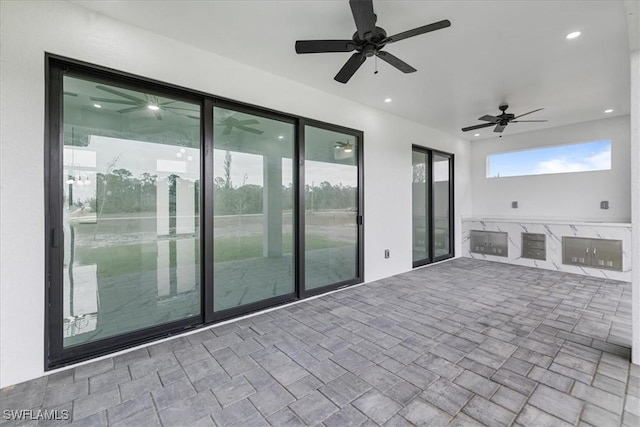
[487,139,611,178]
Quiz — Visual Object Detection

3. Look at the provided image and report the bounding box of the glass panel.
[304,126,358,290]
[433,153,451,257]
[213,107,294,311]
[412,150,429,263]
[487,139,611,178]
[62,76,201,347]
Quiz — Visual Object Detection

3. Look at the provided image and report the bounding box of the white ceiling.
[71,0,632,140]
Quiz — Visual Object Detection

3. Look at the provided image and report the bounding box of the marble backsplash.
[461,218,632,282]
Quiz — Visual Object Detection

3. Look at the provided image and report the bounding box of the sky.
[487,139,612,178]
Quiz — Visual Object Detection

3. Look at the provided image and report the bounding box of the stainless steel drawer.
[522,233,546,260]
[523,233,545,242]
[523,248,546,260]
[523,240,545,250]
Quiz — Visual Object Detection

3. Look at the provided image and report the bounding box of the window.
[487,139,612,178]
[46,56,364,367]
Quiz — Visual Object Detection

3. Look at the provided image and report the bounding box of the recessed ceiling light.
[604,109,613,113]
[93,103,102,109]
[384,98,392,103]
[474,133,480,137]
[566,31,581,40]
[148,104,160,111]
[278,135,284,139]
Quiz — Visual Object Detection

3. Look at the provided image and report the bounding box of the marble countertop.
[461,217,632,227]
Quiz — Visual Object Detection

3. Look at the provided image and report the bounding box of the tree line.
[82,152,356,216]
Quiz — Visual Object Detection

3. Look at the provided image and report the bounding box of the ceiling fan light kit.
[295,0,451,83]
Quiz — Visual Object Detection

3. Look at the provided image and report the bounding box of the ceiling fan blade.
[187,115,200,120]
[511,120,548,123]
[514,107,544,119]
[95,85,147,104]
[349,0,377,40]
[295,40,355,54]
[334,52,367,84]
[461,122,495,132]
[376,51,416,73]
[384,19,451,44]
[64,91,78,97]
[236,126,264,135]
[238,119,260,126]
[478,114,499,122]
[494,124,507,133]
[162,105,199,112]
[118,105,147,114]
[90,97,139,105]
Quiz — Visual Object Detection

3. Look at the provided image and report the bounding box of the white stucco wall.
[470,116,631,222]
[0,1,471,387]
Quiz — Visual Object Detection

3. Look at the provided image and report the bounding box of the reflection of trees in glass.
[305,181,356,211]
[92,168,159,213]
[213,152,357,215]
[413,163,426,183]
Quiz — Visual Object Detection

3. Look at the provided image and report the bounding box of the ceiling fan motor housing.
[353,27,387,57]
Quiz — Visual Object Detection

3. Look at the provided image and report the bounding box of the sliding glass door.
[412,151,430,263]
[412,146,454,267]
[433,153,452,259]
[47,57,364,367]
[212,105,296,315]
[303,125,362,294]
[50,71,203,361]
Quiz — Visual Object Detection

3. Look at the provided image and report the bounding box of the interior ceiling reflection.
[63,76,200,148]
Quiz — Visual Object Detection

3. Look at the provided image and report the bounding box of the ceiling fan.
[334,141,354,153]
[461,104,547,133]
[90,85,197,120]
[217,116,264,135]
[295,0,451,83]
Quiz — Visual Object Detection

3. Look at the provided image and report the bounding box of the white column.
[263,150,283,258]
[157,178,170,236]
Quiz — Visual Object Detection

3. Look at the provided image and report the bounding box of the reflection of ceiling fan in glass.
[89,85,198,120]
[334,141,354,153]
[216,115,264,135]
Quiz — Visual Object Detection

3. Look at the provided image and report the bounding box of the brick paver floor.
[1,258,637,426]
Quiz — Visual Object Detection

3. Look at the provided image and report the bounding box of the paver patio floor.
[1,258,637,426]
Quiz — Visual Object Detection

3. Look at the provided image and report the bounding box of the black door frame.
[45,54,364,369]
[412,145,454,268]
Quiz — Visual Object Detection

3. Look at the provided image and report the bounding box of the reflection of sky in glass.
[487,140,611,178]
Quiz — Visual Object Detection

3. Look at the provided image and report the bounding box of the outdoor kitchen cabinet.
[470,230,508,257]
[562,237,622,271]
[522,233,546,260]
